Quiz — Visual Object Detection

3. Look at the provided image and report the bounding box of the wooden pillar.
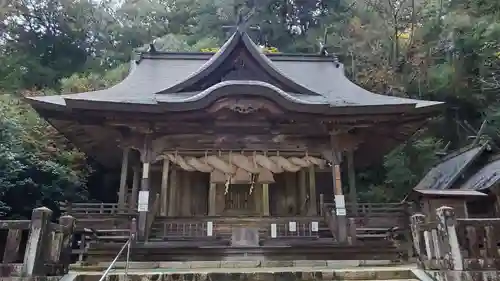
[167,168,178,216]
[118,148,130,210]
[262,183,270,216]
[298,169,307,215]
[130,166,140,210]
[58,215,75,272]
[138,138,151,240]
[254,184,262,215]
[23,207,52,276]
[307,166,317,215]
[182,172,191,216]
[436,206,463,270]
[332,161,347,242]
[410,213,425,261]
[329,134,347,243]
[3,229,21,263]
[160,159,170,216]
[215,184,226,214]
[492,187,500,216]
[347,150,358,214]
[284,173,296,215]
[176,170,184,215]
[208,183,217,216]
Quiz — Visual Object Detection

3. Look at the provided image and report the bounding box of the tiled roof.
[414,144,488,191]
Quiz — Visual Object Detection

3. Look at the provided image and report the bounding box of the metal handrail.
[98,236,132,281]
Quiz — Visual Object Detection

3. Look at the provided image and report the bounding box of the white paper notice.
[138,190,149,212]
[289,221,297,232]
[336,208,347,216]
[334,195,345,208]
[311,221,319,232]
[271,223,277,238]
[206,221,213,237]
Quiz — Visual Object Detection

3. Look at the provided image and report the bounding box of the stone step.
[72,260,402,270]
[68,262,420,281]
[65,269,420,281]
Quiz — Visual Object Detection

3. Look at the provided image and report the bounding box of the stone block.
[260,260,293,267]
[341,270,377,280]
[326,260,360,268]
[374,270,412,280]
[188,261,221,269]
[358,260,392,266]
[159,262,191,269]
[292,260,327,267]
[220,261,261,268]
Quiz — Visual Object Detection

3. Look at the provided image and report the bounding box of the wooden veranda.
[60,200,412,262]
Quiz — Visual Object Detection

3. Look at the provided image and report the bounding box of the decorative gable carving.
[207,97,285,115]
[189,43,291,92]
[220,54,269,82]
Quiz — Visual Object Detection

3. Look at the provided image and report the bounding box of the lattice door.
[224,184,256,215]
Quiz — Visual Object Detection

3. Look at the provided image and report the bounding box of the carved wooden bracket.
[207,97,284,115]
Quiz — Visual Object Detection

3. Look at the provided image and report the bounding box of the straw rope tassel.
[249,151,257,195]
[224,151,232,195]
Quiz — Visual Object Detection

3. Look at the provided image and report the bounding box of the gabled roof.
[27,28,443,115]
[413,144,488,191]
[460,155,500,191]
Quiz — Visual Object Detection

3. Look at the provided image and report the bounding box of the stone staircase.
[67,261,424,281]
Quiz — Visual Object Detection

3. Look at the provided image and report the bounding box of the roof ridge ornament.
[222,5,260,36]
[318,27,340,67]
[149,43,157,53]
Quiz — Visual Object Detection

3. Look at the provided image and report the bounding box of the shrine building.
[26,25,443,261]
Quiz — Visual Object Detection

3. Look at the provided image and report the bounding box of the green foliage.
[0,94,88,218]
[0,0,500,213]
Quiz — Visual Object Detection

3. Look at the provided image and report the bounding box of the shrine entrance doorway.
[223,184,259,216]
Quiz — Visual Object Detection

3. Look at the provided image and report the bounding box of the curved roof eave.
[26,80,444,116]
[159,30,321,96]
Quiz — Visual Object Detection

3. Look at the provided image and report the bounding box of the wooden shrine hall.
[26,25,444,261]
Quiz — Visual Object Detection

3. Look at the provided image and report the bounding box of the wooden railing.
[411,206,500,271]
[324,202,408,216]
[0,207,75,277]
[322,202,409,245]
[75,218,136,262]
[59,201,137,217]
[150,217,324,242]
